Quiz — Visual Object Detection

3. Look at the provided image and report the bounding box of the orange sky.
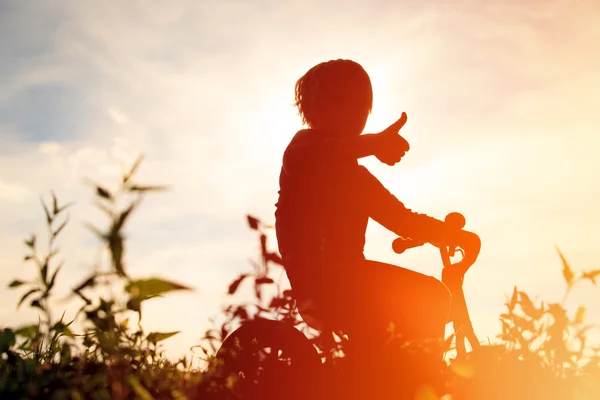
[1,0,599,358]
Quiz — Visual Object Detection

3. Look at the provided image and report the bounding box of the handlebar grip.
[392,237,425,254]
[392,237,412,254]
[445,212,466,230]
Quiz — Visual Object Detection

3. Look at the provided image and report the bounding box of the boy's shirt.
[275,129,446,275]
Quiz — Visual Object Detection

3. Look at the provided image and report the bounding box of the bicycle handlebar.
[390,212,481,357]
[391,212,466,254]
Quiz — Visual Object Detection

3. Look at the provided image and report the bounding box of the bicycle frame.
[392,212,481,357]
[439,245,481,356]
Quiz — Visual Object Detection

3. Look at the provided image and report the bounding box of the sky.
[1,0,599,359]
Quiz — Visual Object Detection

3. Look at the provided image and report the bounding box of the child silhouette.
[275,59,480,348]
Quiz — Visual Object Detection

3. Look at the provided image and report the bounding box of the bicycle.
[214,212,481,399]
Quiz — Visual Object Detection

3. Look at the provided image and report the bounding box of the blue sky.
[1,0,599,358]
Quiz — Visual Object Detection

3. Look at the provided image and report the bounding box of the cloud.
[2,0,600,357]
[0,180,28,202]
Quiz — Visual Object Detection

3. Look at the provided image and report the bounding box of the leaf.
[509,286,518,311]
[247,215,259,230]
[93,200,114,217]
[41,197,52,224]
[113,202,137,232]
[147,331,180,343]
[269,297,287,309]
[8,280,24,288]
[18,288,40,308]
[52,191,59,215]
[73,275,96,292]
[126,298,141,313]
[14,324,39,339]
[267,252,284,265]
[574,306,586,325]
[108,232,125,276]
[56,200,73,215]
[96,186,113,200]
[75,291,92,305]
[547,303,568,324]
[52,321,74,338]
[31,299,43,310]
[260,234,267,258]
[127,185,168,192]
[255,277,274,285]
[41,262,48,284]
[47,263,62,291]
[228,274,248,295]
[122,154,144,184]
[512,314,535,332]
[220,325,229,341]
[582,269,600,286]
[126,278,192,300]
[127,376,154,400]
[556,246,574,287]
[24,234,36,249]
[255,284,262,301]
[85,223,105,239]
[519,292,541,319]
[52,216,69,239]
[0,329,16,352]
[233,306,249,320]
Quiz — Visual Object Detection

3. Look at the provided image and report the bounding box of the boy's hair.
[294,59,373,128]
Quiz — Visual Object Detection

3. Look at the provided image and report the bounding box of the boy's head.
[294,59,373,136]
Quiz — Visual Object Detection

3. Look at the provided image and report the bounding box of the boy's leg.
[329,260,452,396]
[355,260,451,343]
[365,261,452,394]
[301,259,451,342]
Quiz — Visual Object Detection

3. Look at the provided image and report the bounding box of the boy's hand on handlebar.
[430,229,480,271]
[454,230,481,273]
[373,112,410,166]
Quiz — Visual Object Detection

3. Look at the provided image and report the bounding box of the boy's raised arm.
[283,113,410,174]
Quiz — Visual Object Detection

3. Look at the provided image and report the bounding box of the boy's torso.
[274,130,371,270]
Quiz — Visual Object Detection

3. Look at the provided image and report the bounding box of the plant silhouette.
[0,156,599,399]
[211,216,600,400]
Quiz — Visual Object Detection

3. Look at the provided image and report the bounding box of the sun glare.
[259,92,301,165]
[363,61,396,134]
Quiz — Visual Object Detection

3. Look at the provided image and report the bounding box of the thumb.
[385,112,408,134]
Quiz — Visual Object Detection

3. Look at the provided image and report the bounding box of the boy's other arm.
[359,166,463,246]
